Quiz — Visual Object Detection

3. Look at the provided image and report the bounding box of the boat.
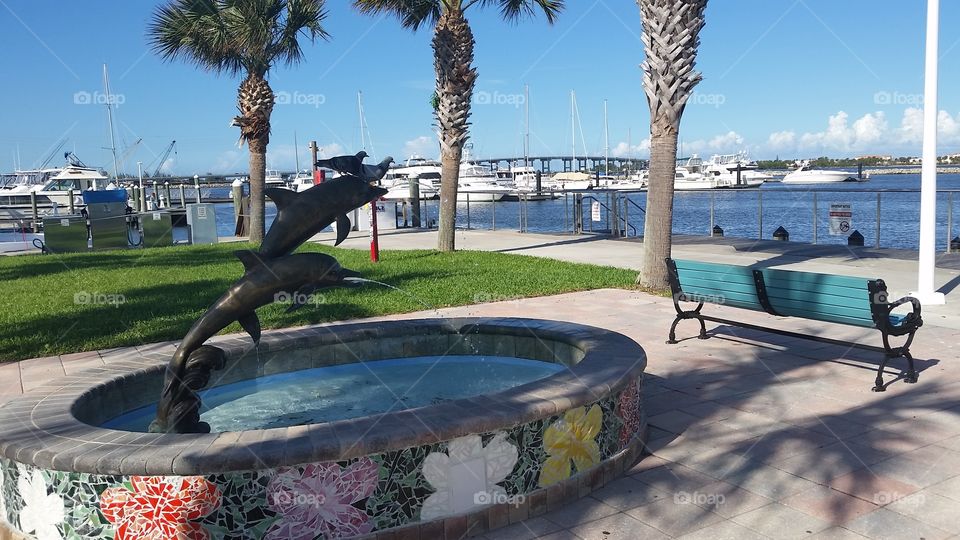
[546,171,594,190]
[782,166,864,184]
[494,164,556,200]
[287,171,316,192]
[703,152,770,188]
[457,162,511,202]
[265,170,287,189]
[0,167,62,205]
[37,161,114,206]
[380,156,440,201]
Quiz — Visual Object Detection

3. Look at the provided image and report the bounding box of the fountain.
[0,155,647,539]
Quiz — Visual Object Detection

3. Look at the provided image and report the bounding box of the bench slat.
[765,296,875,324]
[676,277,758,296]
[763,287,871,311]
[762,278,869,301]
[760,268,870,290]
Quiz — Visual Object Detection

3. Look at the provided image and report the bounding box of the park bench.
[665,258,924,392]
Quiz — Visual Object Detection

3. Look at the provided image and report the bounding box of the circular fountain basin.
[0,318,646,539]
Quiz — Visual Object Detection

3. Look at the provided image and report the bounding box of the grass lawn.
[0,243,636,362]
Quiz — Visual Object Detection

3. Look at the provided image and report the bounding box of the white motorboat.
[0,167,61,204]
[457,163,510,202]
[546,171,594,190]
[265,170,287,189]
[287,171,317,192]
[381,156,441,200]
[782,166,863,184]
[37,163,114,206]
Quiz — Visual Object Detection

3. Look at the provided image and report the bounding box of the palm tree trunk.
[433,9,477,252]
[248,139,266,243]
[234,74,274,245]
[438,145,462,251]
[639,130,678,287]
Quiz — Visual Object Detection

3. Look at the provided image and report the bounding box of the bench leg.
[873,331,919,392]
[666,311,709,345]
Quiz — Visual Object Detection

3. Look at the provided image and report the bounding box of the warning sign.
[591,201,601,222]
[829,204,852,235]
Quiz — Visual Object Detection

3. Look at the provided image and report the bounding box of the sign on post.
[591,201,601,222]
[829,204,852,235]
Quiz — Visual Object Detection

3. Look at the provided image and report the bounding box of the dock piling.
[68,189,75,215]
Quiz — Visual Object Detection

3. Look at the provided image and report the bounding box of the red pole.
[369,198,380,262]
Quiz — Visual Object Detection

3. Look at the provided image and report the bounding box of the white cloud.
[767,131,796,150]
[402,136,437,159]
[708,131,744,151]
[612,139,651,157]
[316,143,345,159]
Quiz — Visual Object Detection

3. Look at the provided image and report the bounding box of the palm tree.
[354,0,564,252]
[636,0,708,287]
[148,0,328,244]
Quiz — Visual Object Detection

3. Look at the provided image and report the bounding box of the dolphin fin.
[335,214,351,246]
[285,284,319,313]
[238,312,262,344]
[265,188,298,210]
[234,250,264,272]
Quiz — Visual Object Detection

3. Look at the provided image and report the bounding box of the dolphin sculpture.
[259,174,388,259]
[153,251,361,433]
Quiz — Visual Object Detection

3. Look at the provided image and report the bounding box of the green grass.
[0,243,636,361]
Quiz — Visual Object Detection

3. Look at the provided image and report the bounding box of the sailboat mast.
[294,131,301,173]
[524,85,530,167]
[357,91,366,152]
[570,91,576,166]
[603,100,609,176]
[103,64,120,178]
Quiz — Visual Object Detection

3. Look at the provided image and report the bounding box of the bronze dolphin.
[259,174,388,258]
[153,250,360,433]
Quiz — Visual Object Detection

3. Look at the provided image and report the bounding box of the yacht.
[457,162,511,202]
[493,164,557,200]
[287,171,319,192]
[265,170,287,189]
[782,166,863,184]
[703,153,770,187]
[380,156,440,201]
[546,171,594,190]
[0,167,62,205]
[38,164,114,205]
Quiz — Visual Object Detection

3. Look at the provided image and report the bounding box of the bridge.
[471,156,647,173]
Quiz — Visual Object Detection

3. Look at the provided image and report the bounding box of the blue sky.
[1,0,958,175]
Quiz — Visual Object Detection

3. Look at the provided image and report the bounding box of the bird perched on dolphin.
[259,174,388,258]
[315,151,368,177]
[153,251,362,433]
[316,152,394,183]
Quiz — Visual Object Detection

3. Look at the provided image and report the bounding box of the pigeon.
[360,156,395,182]
[315,151,368,177]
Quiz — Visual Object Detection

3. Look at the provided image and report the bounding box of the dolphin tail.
[335,214,351,246]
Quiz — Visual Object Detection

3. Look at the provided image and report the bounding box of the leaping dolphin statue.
[259,174,388,259]
[153,251,361,433]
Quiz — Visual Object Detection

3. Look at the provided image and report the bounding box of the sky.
[1,0,959,175]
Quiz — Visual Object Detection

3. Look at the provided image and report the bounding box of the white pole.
[137,161,144,212]
[913,0,946,304]
[604,99,609,176]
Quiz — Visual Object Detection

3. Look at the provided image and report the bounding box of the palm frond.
[353,0,442,31]
[475,0,564,24]
[148,0,329,77]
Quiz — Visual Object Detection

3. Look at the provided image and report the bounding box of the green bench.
[665,258,924,392]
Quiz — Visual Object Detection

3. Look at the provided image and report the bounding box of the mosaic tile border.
[0,318,647,538]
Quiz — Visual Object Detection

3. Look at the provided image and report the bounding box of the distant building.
[856,155,892,162]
